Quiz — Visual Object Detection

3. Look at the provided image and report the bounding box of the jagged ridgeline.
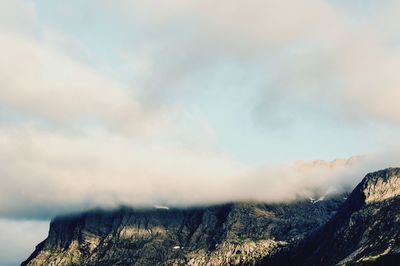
[23,168,400,266]
[261,168,400,266]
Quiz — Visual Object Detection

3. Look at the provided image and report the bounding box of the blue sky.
[1,0,400,264]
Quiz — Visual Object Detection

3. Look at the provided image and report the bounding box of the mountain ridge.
[260,167,400,266]
[22,198,345,265]
[22,167,400,266]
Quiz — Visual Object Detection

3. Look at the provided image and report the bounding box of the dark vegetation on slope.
[23,168,400,266]
[260,168,400,266]
[22,198,345,266]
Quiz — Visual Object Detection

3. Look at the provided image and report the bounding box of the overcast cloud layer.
[1,0,400,217]
[1,0,400,215]
[1,0,400,263]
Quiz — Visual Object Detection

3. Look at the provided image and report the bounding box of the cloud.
[0,31,172,135]
[0,124,395,220]
[0,125,246,219]
[0,0,398,219]
[2,1,400,264]
[103,0,400,125]
[89,0,338,110]
[0,0,37,35]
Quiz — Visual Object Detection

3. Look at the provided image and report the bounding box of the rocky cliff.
[22,197,345,266]
[24,167,400,266]
[261,167,400,266]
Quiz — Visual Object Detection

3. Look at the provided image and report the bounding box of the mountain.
[23,167,400,266]
[261,167,400,266]
[22,198,345,265]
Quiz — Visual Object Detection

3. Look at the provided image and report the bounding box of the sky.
[1,0,400,264]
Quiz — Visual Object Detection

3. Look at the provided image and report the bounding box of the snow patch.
[154,205,170,210]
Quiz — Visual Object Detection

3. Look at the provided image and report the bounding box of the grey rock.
[25,167,400,266]
[262,167,400,266]
[22,198,345,266]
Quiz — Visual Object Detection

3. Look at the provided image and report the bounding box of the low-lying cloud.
[0,125,394,219]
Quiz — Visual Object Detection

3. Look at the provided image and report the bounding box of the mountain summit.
[262,168,400,266]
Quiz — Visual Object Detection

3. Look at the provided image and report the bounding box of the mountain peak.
[263,167,400,266]
[360,167,400,203]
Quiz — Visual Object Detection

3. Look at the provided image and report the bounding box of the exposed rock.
[262,167,400,266]
[25,168,400,266]
[22,197,345,266]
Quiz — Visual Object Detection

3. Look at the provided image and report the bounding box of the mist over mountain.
[22,192,347,266]
[0,148,394,221]
[23,168,400,266]
[2,1,400,265]
[261,168,400,266]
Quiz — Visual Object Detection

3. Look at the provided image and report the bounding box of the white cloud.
[104,0,400,124]
[0,31,172,135]
[0,0,37,35]
[0,124,395,219]
[2,1,400,264]
[0,125,245,218]
[0,0,398,218]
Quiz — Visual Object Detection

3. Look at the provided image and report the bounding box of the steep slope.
[22,197,345,266]
[262,167,400,266]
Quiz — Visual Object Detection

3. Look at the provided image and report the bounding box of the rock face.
[24,167,400,266]
[22,198,345,266]
[262,168,400,266]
